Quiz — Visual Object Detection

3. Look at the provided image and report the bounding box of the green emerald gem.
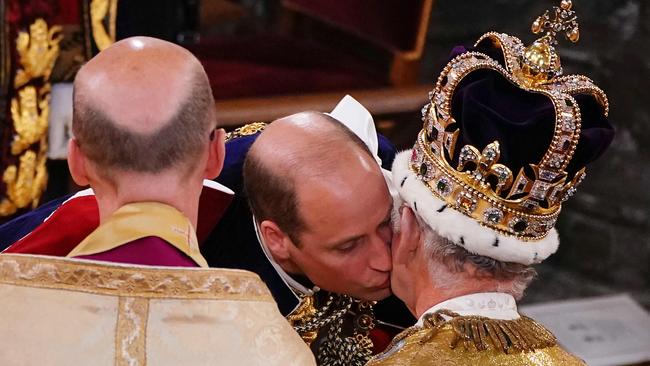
[437,180,447,192]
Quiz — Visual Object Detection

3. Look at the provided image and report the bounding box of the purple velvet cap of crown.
[444,44,614,178]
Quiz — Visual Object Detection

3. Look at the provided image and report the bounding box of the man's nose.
[368,234,392,272]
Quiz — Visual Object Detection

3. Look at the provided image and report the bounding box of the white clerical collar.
[416,292,520,326]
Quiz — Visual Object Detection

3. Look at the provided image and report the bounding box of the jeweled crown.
[411,0,609,241]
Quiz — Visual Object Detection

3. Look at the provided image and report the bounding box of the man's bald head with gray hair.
[67,36,225,227]
[72,36,216,179]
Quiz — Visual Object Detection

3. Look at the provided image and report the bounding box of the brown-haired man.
[214,108,411,365]
[244,112,393,302]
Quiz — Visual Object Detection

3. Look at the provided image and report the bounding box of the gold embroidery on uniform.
[225,122,267,141]
[421,310,557,353]
[0,254,274,301]
[116,297,149,366]
[287,295,319,345]
[367,310,585,365]
[288,293,377,366]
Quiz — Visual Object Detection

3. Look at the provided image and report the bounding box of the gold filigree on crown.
[410,0,608,240]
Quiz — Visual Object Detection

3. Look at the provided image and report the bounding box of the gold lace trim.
[0,253,273,301]
[116,297,149,366]
[421,310,557,354]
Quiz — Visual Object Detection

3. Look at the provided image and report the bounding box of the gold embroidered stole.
[67,202,208,267]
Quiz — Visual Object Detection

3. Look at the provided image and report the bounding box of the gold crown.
[411,0,609,241]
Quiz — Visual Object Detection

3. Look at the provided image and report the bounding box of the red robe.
[3,181,233,267]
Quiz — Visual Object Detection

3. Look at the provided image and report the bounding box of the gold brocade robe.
[0,253,316,366]
[366,310,585,366]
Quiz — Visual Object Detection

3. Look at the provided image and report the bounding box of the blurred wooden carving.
[1,18,59,217]
[14,18,62,88]
[10,85,50,155]
[0,5,60,219]
[89,0,117,51]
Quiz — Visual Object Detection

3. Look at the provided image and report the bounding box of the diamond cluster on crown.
[410,32,608,240]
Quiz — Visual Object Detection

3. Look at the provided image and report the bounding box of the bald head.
[75,37,203,133]
[255,112,374,175]
[72,37,215,174]
[244,111,379,242]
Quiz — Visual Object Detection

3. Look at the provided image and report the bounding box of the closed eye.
[336,241,359,253]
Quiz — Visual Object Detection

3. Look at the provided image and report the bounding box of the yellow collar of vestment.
[67,202,208,268]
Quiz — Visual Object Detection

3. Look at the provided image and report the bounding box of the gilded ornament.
[14,18,62,89]
[0,151,37,215]
[10,85,50,155]
[1,18,61,218]
[90,0,118,51]
[31,141,49,208]
[520,0,580,85]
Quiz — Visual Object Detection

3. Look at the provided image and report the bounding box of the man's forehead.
[294,167,392,242]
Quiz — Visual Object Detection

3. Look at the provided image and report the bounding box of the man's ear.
[204,128,226,180]
[392,206,421,266]
[67,138,90,187]
[259,220,293,261]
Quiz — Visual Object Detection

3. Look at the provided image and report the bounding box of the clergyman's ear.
[204,128,226,180]
[392,206,420,266]
[67,138,90,187]
[259,219,292,261]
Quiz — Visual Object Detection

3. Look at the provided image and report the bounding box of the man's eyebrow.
[327,234,364,249]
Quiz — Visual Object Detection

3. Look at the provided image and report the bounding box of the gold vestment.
[367,310,585,366]
[0,253,316,366]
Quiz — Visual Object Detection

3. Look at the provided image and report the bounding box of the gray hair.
[416,214,537,300]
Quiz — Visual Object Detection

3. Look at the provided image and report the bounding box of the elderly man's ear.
[204,128,226,180]
[392,206,421,267]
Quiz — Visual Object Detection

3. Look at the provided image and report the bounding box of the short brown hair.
[243,113,373,244]
[72,66,214,174]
